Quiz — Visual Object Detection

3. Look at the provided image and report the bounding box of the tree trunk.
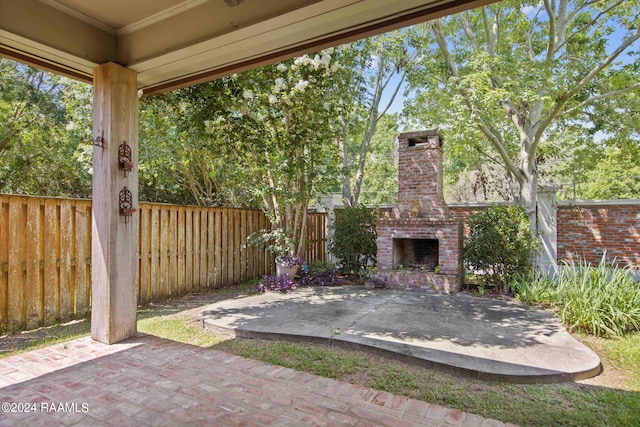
[516,160,538,234]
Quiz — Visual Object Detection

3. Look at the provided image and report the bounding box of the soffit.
[0,0,496,95]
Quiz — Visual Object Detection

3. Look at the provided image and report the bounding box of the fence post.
[536,186,559,276]
[315,193,343,264]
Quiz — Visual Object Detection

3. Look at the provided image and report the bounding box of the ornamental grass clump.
[514,256,640,337]
[556,258,640,337]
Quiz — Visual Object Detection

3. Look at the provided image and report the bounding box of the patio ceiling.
[0,0,495,96]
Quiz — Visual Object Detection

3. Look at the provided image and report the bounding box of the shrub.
[464,205,538,290]
[513,256,640,337]
[329,205,378,273]
[256,274,298,293]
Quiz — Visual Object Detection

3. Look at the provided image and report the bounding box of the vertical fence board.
[138,205,150,304]
[214,210,222,287]
[200,209,208,288]
[173,207,187,298]
[160,207,170,297]
[0,197,7,330]
[239,210,246,283]
[257,212,265,276]
[59,201,72,320]
[150,206,160,300]
[221,209,228,285]
[75,201,90,313]
[43,199,58,324]
[233,210,240,284]
[168,206,178,296]
[246,210,254,279]
[7,198,25,330]
[192,208,201,291]
[207,210,215,287]
[25,198,42,329]
[185,209,193,292]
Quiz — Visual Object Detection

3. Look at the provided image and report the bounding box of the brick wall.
[556,201,640,266]
[448,201,640,267]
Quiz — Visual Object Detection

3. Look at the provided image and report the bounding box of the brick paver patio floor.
[0,335,517,426]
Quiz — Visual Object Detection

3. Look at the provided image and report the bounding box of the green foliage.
[176,49,342,257]
[405,1,640,204]
[329,205,378,273]
[464,205,538,289]
[513,256,640,338]
[0,59,92,197]
[333,33,409,206]
[359,114,399,205]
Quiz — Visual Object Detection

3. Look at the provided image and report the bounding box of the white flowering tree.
[186,49,342,258]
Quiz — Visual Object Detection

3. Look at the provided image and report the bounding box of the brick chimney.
[394,129,449,219]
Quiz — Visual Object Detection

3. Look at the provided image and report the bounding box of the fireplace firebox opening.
[393,238,439,271]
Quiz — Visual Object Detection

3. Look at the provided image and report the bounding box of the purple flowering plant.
[255,274,298,293]
[276,255,302,267]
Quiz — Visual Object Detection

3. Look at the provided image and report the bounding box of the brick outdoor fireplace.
[376,130,463,293]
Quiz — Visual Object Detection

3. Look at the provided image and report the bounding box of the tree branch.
[562,82,640,117]
[534,29,640,153]
[432,19,521,178]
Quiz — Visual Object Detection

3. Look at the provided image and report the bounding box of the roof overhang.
[0,0,496,95]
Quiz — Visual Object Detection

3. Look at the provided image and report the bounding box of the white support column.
[536,186,558,277]
[91,62,139,344]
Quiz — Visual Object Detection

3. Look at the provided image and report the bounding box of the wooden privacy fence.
[0,195,327,332]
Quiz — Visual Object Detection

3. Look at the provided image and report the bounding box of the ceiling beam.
[140,0,497,96]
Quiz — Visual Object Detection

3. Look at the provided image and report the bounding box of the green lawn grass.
[2,287,639,427]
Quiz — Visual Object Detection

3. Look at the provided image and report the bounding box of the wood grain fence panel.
[192,208,201,291]
[186,208,200,292]
[150,206,160,300]
[0,194,327,332]
[138,204,151,304]
[200,209,208,288]
[172,207,188,294]
[185,208,193,293]
[7,198,25,330]
[43,199,58,324]
[25,198,42,329]
[59,200,72,320]
[159,207,170,298]
[257,212,265,276]
[0,197,7,330]
[306,213,314,263]
[239,209,246,283]
[221,208,227,284]
[207,210,215,287]
[75,201,90,314]
[246,210,254,279]
[233,210,240,284]
[168,206,178,296]
[214,209,222,287]
[229,209,235,284]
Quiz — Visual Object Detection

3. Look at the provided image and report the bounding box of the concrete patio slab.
[202,287,601,383]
